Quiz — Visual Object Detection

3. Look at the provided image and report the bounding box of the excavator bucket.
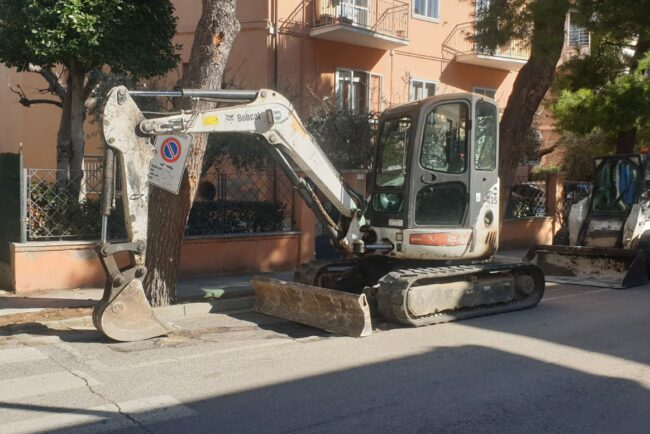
[524,245,648,289]
[252,277,372,337]
[92,279,172,342]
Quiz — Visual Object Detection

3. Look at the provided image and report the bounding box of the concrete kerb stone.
[44,296,257,330]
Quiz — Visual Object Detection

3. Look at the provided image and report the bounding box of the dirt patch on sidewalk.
[0,307,92,328]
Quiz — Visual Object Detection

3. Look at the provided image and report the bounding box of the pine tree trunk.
[56,75,72,184]
[144,0,240,306]
[68,63,86,196]
[615,129,637,154]
[499,0,570,219]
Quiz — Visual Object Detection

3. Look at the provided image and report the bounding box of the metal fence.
[504,176,548,220]
[25,168,106,240]
[313,0,409,40]
[23,165,295,241]
[555,181,592,228]
[187,169,295,236]
[443,21,531,61]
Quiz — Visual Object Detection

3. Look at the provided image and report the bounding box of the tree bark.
[615,129,637,154]
[68,62,86,196]
[499,0,570,219]
[144,0,240,306]
[56,74,72,184]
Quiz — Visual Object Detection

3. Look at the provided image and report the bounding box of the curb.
[45,295,257,329]
[155,295,256,320]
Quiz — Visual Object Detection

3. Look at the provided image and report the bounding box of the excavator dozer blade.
[92,279,172,342]
[524,245,648,289]
[252,277,372,337]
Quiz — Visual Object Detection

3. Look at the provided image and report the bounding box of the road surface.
[0,281,649,433]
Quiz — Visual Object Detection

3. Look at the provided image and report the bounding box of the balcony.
[443,22,530,71]
[311,0,409,50]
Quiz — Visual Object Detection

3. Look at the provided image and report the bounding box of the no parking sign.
[149,134,193,194]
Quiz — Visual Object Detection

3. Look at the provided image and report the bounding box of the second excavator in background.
[527,154,650,288]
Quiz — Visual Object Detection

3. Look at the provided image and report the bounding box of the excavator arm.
[93,86,369,341]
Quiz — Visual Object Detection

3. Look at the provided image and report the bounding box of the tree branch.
[7,83,63,108]
[539,143,559,158]
[27,64,66,101]
[83,68,101,101]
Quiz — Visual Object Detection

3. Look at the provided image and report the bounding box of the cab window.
[376,117,411,188]
[474,100,497,171]
[420,103,469,174]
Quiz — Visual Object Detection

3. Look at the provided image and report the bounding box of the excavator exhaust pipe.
[252,277,373,337]
[524,245,648,289]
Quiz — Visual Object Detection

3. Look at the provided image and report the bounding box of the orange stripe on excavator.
[409,232,471,246]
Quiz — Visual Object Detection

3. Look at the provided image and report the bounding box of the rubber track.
[376,263,545,327]
[293,259,359,286]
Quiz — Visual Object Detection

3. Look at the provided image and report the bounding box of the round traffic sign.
[161,137,182,163]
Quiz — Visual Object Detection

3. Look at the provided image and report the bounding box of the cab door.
[469,98,500,236]
[408,99,472,229]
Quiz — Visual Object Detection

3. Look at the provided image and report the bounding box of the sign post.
[148,134,193,194]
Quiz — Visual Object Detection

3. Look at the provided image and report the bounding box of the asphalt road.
[0,281,649,434]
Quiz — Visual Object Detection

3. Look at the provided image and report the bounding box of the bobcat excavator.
[93,85,545,341]
[526,154,650,288]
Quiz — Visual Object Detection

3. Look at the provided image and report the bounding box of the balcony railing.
[443,22,530,71]
[311,0,409,50]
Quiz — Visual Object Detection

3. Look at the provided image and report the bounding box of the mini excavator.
[93,86,545,341]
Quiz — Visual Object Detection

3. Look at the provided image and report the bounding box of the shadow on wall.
[0,153,20,261]
[440,62,509,94]
[0,152,20,289]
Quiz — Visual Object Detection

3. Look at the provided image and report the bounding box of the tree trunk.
[615,129,637,154]
[499,0,570,219]
[56,75,72,184]
[68,62,86,196]
[144,0,240,306]
[54,64,86,193]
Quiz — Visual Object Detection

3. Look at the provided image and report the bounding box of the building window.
[476,0,490,16]
[409,79,437,102]
[336,0,370,27]
[473,87,497,99]
[336,69,370,113]
[413,0,440,21]
[568,13,590,47]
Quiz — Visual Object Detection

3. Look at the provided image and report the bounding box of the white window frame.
[337,0,371,28]
[566,12,590,48]
[369,72,384,112]
[473,86,497,99]
[409,78,438,102]
[336,68,373,113]
[412,0,440,23]
[476,0,490,16]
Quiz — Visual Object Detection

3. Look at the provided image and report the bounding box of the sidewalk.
[0,249,528,323]
[0,271,292,320]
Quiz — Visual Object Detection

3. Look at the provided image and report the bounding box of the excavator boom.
[94,86,371,340]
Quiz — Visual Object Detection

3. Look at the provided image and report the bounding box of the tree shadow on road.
[2,344,648,433]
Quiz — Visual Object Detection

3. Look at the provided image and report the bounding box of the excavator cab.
[257,94,542,333]
[363,94,500,261]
